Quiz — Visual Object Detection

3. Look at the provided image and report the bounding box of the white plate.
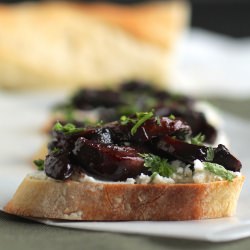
[0,91,250,242]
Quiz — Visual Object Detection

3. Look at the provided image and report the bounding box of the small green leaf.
[120,115,135,125]
[51,147,60,154]
[33,159,45,171]
[131,111,154,135]
[53,121,64,131]
[63,123,76,131]
[205,147,215,161]
[53,122,84,134]
[139,153,175,178]
[150,172,158,183]
[203,162,235,182]
[191,133,206,146]
[96,120,104,126]
[119,111,154,136]
[168,114,176,120]
[155,116,161,126]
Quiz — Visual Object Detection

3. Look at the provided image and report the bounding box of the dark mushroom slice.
[45,150,73,180]
[213,144,242,172]
[153,91,195,108]
[85,127,114,144]
[104,117,192,143]
[155,106,217,144]
[77,116,191,144]
[73,137,145,181]
[48,125,115,154]
[157,135,242,172]
[48,129,85,153]
[71,89,124,110]
[119,80,155,93]
[119,81,195,107]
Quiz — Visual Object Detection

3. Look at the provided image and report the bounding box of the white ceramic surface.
[170,29,250,98]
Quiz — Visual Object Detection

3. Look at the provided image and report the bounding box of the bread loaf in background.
[0,0,189,90]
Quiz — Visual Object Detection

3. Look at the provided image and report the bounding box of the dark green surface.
[2,211,250,250]
[1,99,250,250]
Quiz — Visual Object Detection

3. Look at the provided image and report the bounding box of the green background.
[1,98,250,250]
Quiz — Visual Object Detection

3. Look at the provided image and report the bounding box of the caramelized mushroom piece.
[72,89,124,109]
[104,117,192,143]
[155,106,217,144]
[157,135,242,172]
[73,137,145,181]
[45,150,73,180]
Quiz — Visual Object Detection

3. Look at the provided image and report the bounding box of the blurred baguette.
[0,1,189,90]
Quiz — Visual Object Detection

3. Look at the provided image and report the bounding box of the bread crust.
[0,1,189,48]
[77,1,189,48]
[0,1,189,89]
[4,175,244,221]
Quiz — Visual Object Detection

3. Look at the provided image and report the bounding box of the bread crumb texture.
[4,175,244,221]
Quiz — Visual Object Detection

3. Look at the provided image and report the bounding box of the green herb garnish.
[96,120,104,126]
[33,159,45,171]
[131,111,154,135]
[155,116,161,126]
[205,147,215,161]
[120,111,154,135]
[139,153,175,178]
[191,133,205,146]
[203,162,235,182]
[168,114,176,120]
[51,147,60,154]
[150,172,158,183]
[53,122,84,134]
[120,115,136,125]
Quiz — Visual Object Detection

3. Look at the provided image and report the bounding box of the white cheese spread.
[30,158,240,185]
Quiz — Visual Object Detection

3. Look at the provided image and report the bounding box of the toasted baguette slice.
[4,175,244,221]
[0,1,189,90]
